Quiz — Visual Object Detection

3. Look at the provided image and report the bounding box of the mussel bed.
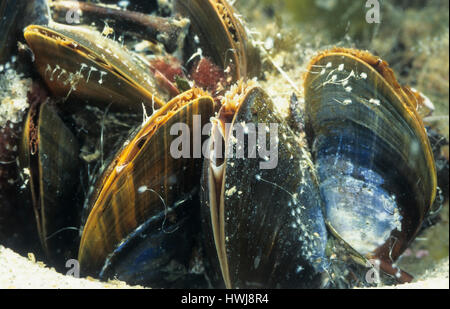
[0,0,448,289]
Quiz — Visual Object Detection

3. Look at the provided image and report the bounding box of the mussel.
[23,23,168,112]
[200,81,328,288]
[303,48,437,282]
[78,89,215,287]
[19,99,80,262]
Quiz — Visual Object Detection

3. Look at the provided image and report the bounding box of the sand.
[0,244,447,289]
[0,245,140,289]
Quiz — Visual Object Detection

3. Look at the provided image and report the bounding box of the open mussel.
[23,23,168,112]
[303,48,437,282]
[78,89,215,287]
[200,82,328,288]
[18,99,80,263]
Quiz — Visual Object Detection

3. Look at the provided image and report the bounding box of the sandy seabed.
[0,244,447,289]
[0,245,140,289]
